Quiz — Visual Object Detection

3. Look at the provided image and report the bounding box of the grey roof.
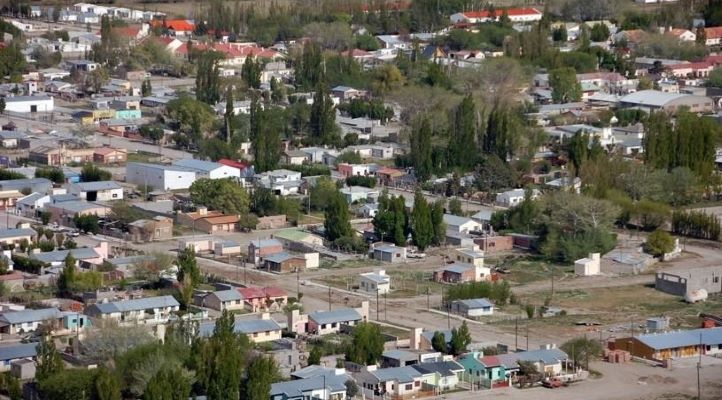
[250,239,282,249]
[106,255,154,267]
[437,262,473,274]
[50,193,78,203]
[271,375,347,398]
[411,360,464,377]
[89,295,179,314]
[497,348,568,368]
[264,252,298,263]
[636,327,722,350]
[17,192,45,206]
[443,214,476,227]
[456,248,485,259]
[0,308,60,325]
[173,159,225,172]
[421,329,452,344]
[331,85,357,92]
[72,180,122,191]
[619,90,702,107]
[5,95,52,102]
[0,343,38,361]
[0,178,52,191]
[370,366,422,383]
[198,318,282,337]
[0,228,36,240]
[360,272,390,284]
[127,162,197,173]
[382,349,418,361]
[0,131,26,139]
[374,245,402,253]
[454,298,493,309]
[31,247,100,263]
[50,200,108,214]
[291,365,337,379]
[471,210,493,221]
[308,308,362,325]
[209,289,242,302]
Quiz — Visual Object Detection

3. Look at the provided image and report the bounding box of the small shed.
[574,253,601,276]
[372,244,406,263]
[358,269,391,294]
[450,298,494,317]
[214,240,242,257]
[10,358,35,380]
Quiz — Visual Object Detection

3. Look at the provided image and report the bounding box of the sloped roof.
[90,295,179,314]
[636,327,722,350]
[0,343,38,361]
[72,180,122,191]
[31,247,100,263]
[411,360,464,377]
[173,159,225,172]
[210,289,242,302]
[453,298,493,309]
[370,366,422,383]
[0,228,36,240]
[437,262,474,274]
[0,308,60,325]
[496,348,568,368]
[308,308,362,325]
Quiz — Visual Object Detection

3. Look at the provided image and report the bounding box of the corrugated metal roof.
[371,366,422,383]
[210,289,242,302]
[443,214,476,227]
[454,298,493,309]
[271,374,347,397]
[72,180,122,191]
[198,317,282,337]
[411,360,464,377]
[0,343,37,361]
[264,252,297,263]
[0,308,60,324]
[31,248,99,263]
[173,159,225,172]
[496,348,568,368]
[250,239,282,249]
[308,308,362,325]
[620,90,694,107]
[0,228,36,240]
[437,262,473,274]
[636,327,722,350]
[91,295,179,314]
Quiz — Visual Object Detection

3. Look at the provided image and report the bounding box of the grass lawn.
[495,256,573,285]
[127,150,160,163]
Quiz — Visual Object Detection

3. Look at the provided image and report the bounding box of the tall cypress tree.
[310,79,337,145]
[449,95,478,170]
[411,117,433,182]
[411,190,433,250]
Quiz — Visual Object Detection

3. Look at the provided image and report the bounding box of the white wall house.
[86,295,180,326]
[4,96,54,113]
[443,214,483,234]
[69,181,123,201]
[574,253,601,276]
[359,269,391,294]
[126,162,197,191]
[172,159,241,180]
[496,188,540,207]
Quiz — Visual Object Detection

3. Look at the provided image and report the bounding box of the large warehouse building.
[619,90,714,114]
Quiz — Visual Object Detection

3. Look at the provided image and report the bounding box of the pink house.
[237,286,288,312]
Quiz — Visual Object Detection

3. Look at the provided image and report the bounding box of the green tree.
[195,50,224,104]
[431,331,448,354]
[94,366,122,400]
[143,366,192,400]
[431,199,446,245]
[166,94,217,145]
[35,167,65,184]
[139,124,165,143]
[568,130,589,175]
[141,78,152,97]
[410,117,433,182]
[270,76,286,103]
[37,369,97,400]
[0,97,4,114]
[324,190,352,241]
[176,247,201,287]
[590,23,610,42]
[448,198,463,216]
[73,214,100,234]
[550,67,582,103]
[552,25,567,42]
[309,177,338,211]
[449,321,472,356]
[308,346,322,365]
[345,322,384,365]
[644,229,675,257]
[80,164,112,182]
[309,79,338,145]
[36,336,64,381]
[243,356,280,400]
[57,253,77,294]
[7,375,21,400]
[411,190,433,250]
[189,178,251,215]
[241,56,262,89]
[448,95,478,170]
[560,337,603,367]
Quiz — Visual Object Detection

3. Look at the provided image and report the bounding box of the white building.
[443,214,482,234]
[85,295,180,326]
[450,298,494,317]
[69,181,123,201]
[450,8,543,24]
[126,162,197,191]
[495,188,540,207]
[3,96,54,113]
[172,159,241,180]
[358,269,391,294]
[574,253,601,276]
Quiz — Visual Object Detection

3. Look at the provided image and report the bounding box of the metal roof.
[0,308,60,325]
[360,272,390,284]
[271,374,348,398]
[127,162,197,173]
[443,214,476,227]
[31,248,99,263]
[411,360,464,377]
[173,159,226,172]
[0,343,38,361]
[382,349,418,361]
[454,298,493,309]
[308,308,362,325]
[370,366,422,383]
[17,192,45,206]
[250,239,282,248]
[49,200,107,214]
[0,228,36,240]
[437,262,474,274]
[619,90,694,107]
[90,295,179,314]
[496,348,568,368]
[291,365,336,379]
[72,180,122,191]
[264,252,300,264]
[198,317,282,337]
[636,327,722,350]
[209,289,242,302]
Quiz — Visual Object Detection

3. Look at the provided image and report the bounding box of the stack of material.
[604,349,631,363]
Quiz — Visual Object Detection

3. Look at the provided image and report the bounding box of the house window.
[414,381,420,387]
[405,384,412,390]
[715,277,720,283]
[112,193,118,198]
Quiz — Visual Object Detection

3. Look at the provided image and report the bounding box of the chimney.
[261,312,270,320]
[358,301,369,322]
[197,207,208,216]
[410,327,423,350]
[288,309,300,334]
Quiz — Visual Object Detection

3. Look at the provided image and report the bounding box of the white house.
[255,169,303,196]
[69,181,123,201]
[126,162,197,191]
[85,295,180,326]
[450,8,543,24]
[172,159,241,180]
[495,188,540,207]
[0,308,61,335]
[574,253,601,276]
[451,247,485,268]
[450,298,494,317]
[16,193,51,217]
[359,269,391,294]
[443,214,482,234]
[3,96,54,113]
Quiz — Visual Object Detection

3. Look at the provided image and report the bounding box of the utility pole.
[296,266,300,298]
[328,286,332,311]
[550,265,555,301]
[698,332,702,400]
[515,318,518,351]
[426,286,430,310]
[376,288,380,321]
[526,322,529,351]
[384,292,387,321]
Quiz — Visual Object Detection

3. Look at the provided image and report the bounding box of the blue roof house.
[85,295,179,326]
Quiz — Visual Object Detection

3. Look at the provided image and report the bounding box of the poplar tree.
[448,95,478,170]
[309,79,337,145]
[411,117,433,182]
[411,190,433,250]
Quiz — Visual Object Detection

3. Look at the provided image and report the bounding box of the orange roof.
[185,210,223,220]
[340,48,372,57]
[705,26,722,39]
[667,61,711,70]
[113,26,142,38]
[620,29,647,43]
[203,215,240,224]
[0,271,24,281]
[153,19,194,32]
[463,7,541,18]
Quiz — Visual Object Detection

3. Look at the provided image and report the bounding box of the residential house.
[93,147,127,164]
[0,343,37,373]
[619,90,714,114]
[358,269,391,294]
[271,371,348,400]
[255,169,303,196]
[356,366,424,399]
[381,350,442,368]
[44,201,110,226]
[331,86,366,102]
[238,286,288,312]
[0,308,61,334]
[450,8,543,24]
[655,266,722,296]
[0,131,27,148]
[337,163,377,178]
[340,186,379,204]
[172,159,241,180]
[0,228,36,247]
[0,191,22,210]
[496,348,569,377]
[127,216,173,242]
[30,243,109,268]
[451,247,485,269]
[85,295,180,325]
[308,308,363,335]
[443,214,482,234]
[68,181,123,201]
[412,361,466,393]
[16,193,50,217]
[202,289,244,312]
[457,352,508,388]
[372,244,406,263]
[199,314,283,343]
[213,240,242,257]
[29,146,94,166]
[273,229,325,248]
[615,327,722,360]
[177,208,239,234]
[263,252,307,273]
[247,239,284,265]
[284,150,310,165]
[704,26,722,46]
[665,28,696,42]
[434,262,491,283]
[450,298,494,317]
[376,167,406,186]
[125,162,197,191]
[496,189,540,207]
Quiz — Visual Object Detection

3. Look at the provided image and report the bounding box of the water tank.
[684,289,708,303]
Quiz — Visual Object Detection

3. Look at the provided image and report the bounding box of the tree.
[346,322,384,365]
[552,25,567,42]
[250,95,281,172]
[568,130,589,174]
[0,256,8,275]
[411,190,433,251]
[73,214,100,234]
[176,247,201,287]
[94,366,122,400]
[590,23,610,42]
[309,80,338,145]
[309,177,338,211]
[560,337,603,367]
[308,346,322,365]
[139,124,165,144]
[410,117,433,182]
[80,164,112,182]
[708,69,722,87]
[37,369,98,400]
[57,253,77,294]
[550,67,582,103]
[195,50,224,104]
[325,190,352,242]
[141,78,152,97]
[431,199,446,245]
[36,336,64,381]
[448,198,463,216]
[189,178,251,215]
[449,321,472,355]
[241,56,262,89]
[166,94,217,145]
[88,67,110,93]
[243,356,280,400]
[371,64,403,95]
[35,167,65,184]
[0,97,4,114]
[645,229,675,257]
[345,380,359,398]
[448,95,478,170]
[270,76,286,103]
[431,331,448,354]
[7,375,21,400]
[143,366,192,400]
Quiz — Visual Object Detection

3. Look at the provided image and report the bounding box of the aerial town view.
[1,0,722,398]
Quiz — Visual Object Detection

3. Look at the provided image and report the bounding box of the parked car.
[542,377,567,389]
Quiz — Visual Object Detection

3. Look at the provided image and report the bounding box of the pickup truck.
[542,378,567,389]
